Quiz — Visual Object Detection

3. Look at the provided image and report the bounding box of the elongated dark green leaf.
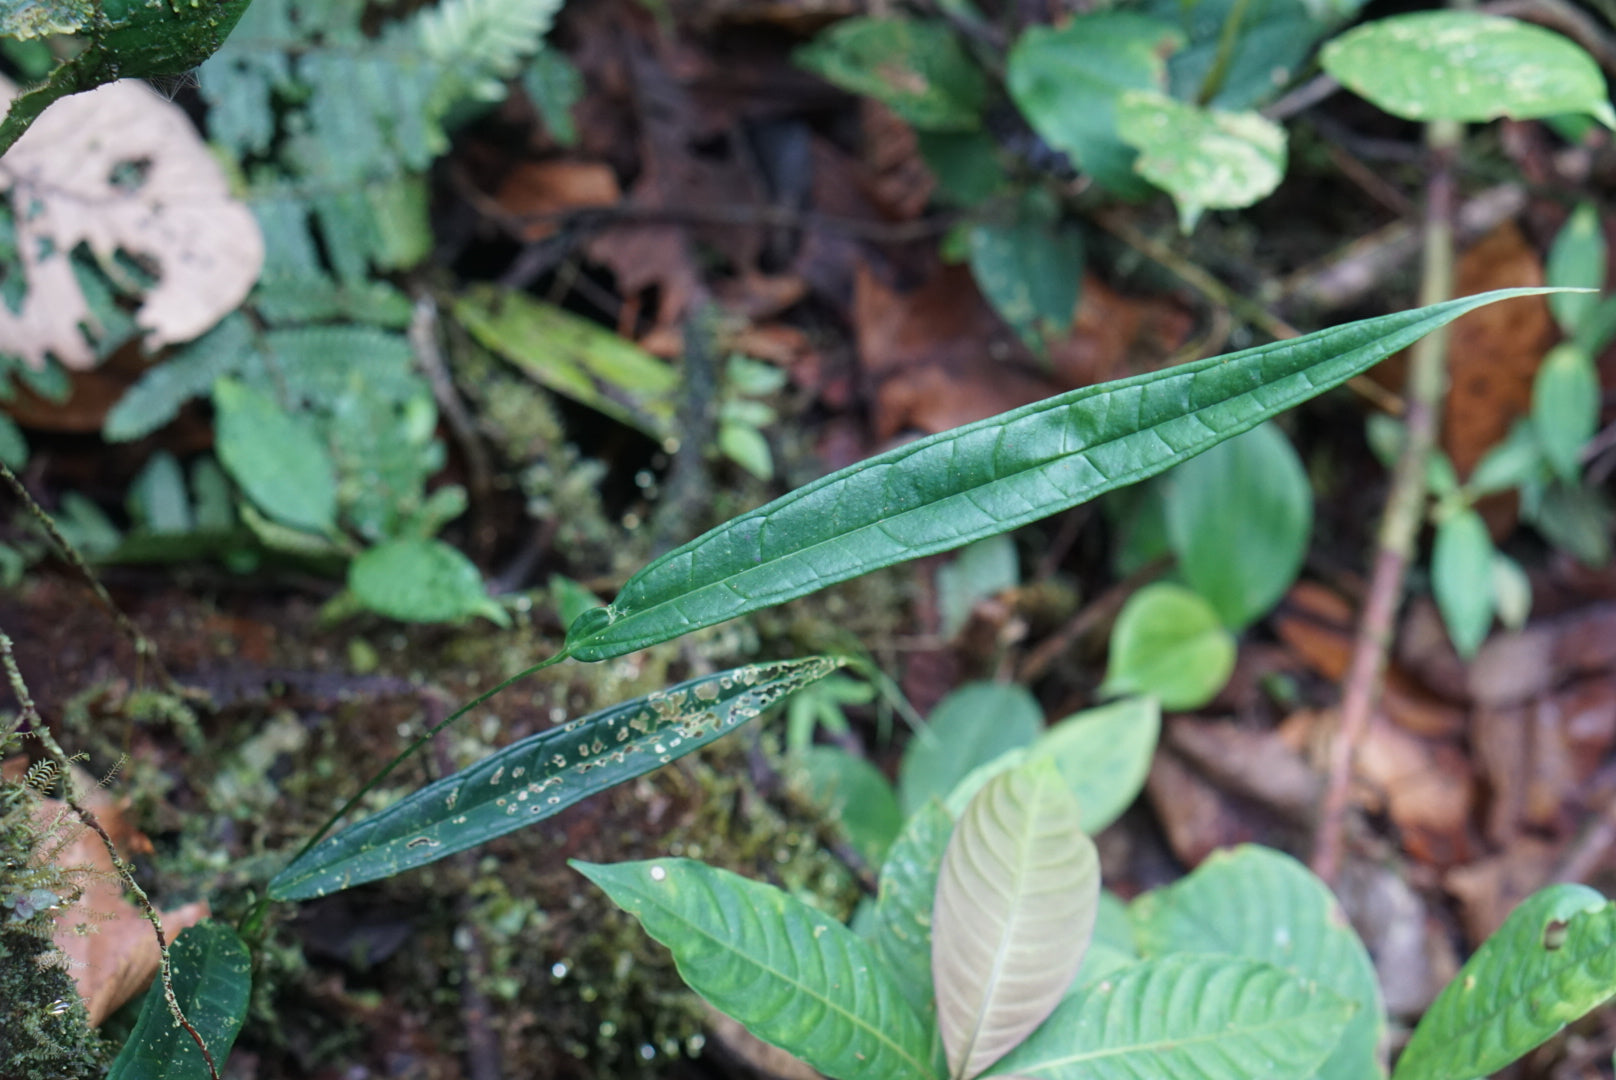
[993,955,1354,1079]
[106,921,251,1080]
[565,291,1553,661]
[268,657,841,900]
[866,798,955,1020]
[575,857,936,1080]
[1130,846,1385,1080]
[934,759,1099,1080]
[1393,884,1616,1080]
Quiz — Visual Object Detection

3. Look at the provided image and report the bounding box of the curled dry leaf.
[0,75,263,369]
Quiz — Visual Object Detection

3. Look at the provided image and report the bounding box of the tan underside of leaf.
[0,75,263,369]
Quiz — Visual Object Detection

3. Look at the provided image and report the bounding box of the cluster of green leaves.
[796,7,1612,348]
[1392,203,1616,657]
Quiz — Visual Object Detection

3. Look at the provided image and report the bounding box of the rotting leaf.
[0,76,263,370]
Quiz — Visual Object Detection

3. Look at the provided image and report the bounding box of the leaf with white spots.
[1130,846,1385,1080]
[1116,91,1286,232]
[1322,12,1616,127]
[268,657,842,901]
[575,857,936,1080]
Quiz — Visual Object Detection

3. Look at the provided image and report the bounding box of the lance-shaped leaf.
[866,799,956,1019]
[933,759,1099,1080]
[106,921,251,1080]
[1130,846,1385,1080]
[269,657,841,901]
[1393,884,1616,1080]
[564,290,1554,662]
[993,955,1355,1079]
[575,857,936,1080]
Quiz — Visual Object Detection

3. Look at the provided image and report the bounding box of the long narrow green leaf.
[993,955,1355,1079]
[933,759,1099,1080]
[575,857,938,1080]
[1393,884,1616,1080]
[268,657,841,901]
[1130,845,1385,1080]
[106,921,251,1080]
[565,290,1554,661]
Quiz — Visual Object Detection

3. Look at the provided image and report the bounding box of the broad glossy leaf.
[795,16,988,132]
[213,378,336,535]
[1322,13,1616,127]
[1394,884,1616,1080]
[349,538,508,627]
[106,921,251,1080]
[934,759,1099,1080]
[867,799,955,1019]
[1547,203,1605,334]
[566,291,1555,662]
[268,657,841,900]
[575,857,936,1080]
[1007,14,1182,196]
[1130,846,1385,1080]
[995,955,1353,1079]
[968,194,1084,349]
[796,746,903,866]
[1116,92,1286,232]
[1432,509,1496,660]
[898,682,1044,816]
[1101,583,1234,710]
[1532,343,1600,481]
[1163,421,1312,631]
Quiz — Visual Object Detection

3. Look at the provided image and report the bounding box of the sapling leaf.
[349,538,508,627]
[1321,13,1616,127]
[1393,884,1616,1080]
[1546,203,1606,334]
[1130,845,1386,1080]
[1101,584,1234,710]
[575,857,936,1080]
[106,920,251,1080]
[866,798,954,1020]
[794,16,989,132]
[933,759,1099,1080]
[967,194,1084,350]
[898,682,1044,816]
[213,378,338,535]
[993,955,1355,1080]
[1432,509,1497,660]
[268,657,842,901]
[795,746,903,866]
[566,290,1559,662]
[1162,422,1312,631]
[1531,343,1600,481]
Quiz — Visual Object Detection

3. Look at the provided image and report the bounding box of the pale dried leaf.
[0,76,263,369]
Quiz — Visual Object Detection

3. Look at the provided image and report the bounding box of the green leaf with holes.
[575,856,935,1080]
[1321,12,1616,127]
[1394,884,1616,1080]
[563,290,1557,663]
[106,921,251,1080]
[268,657,843,900]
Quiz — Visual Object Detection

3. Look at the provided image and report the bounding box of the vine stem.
[2,631,218,1080]
[1312,116,1462,885]
[0,461,182,697]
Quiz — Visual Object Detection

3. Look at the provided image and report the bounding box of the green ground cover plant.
[3,2,1616,1079]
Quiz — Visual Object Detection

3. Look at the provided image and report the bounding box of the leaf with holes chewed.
[1130,846,1385,1080]
[934,758,1099,1080]
[1393,884,1616,1080]
[0,76,262,369]
[268,657,842,901]
[993,954,1354,1079]
[563,292,1558,664]
[575,857,935,1080]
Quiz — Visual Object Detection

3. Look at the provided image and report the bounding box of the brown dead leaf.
[859,101,933,221]
[0,77,263,370]
[1445,837,1560,945]
[495,161,621,241]
[1441,222,1556,478]
[1354,714,1477,867]
[1467,602,1616,708]
[1164,718,1321,823]
[3,761,210,1026]
[1145,747,1264,866]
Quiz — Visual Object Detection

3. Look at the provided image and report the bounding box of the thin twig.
[1017,557,1171,684]
[1312,117,1464,885]
[2,632,218,1080]
[0,462,181,697]
[410,292,497,560]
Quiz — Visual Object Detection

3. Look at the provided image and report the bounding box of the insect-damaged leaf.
[564,290,1557,662]
[268,657,841,900]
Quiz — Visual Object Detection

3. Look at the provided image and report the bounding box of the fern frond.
[418,0,565,102]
